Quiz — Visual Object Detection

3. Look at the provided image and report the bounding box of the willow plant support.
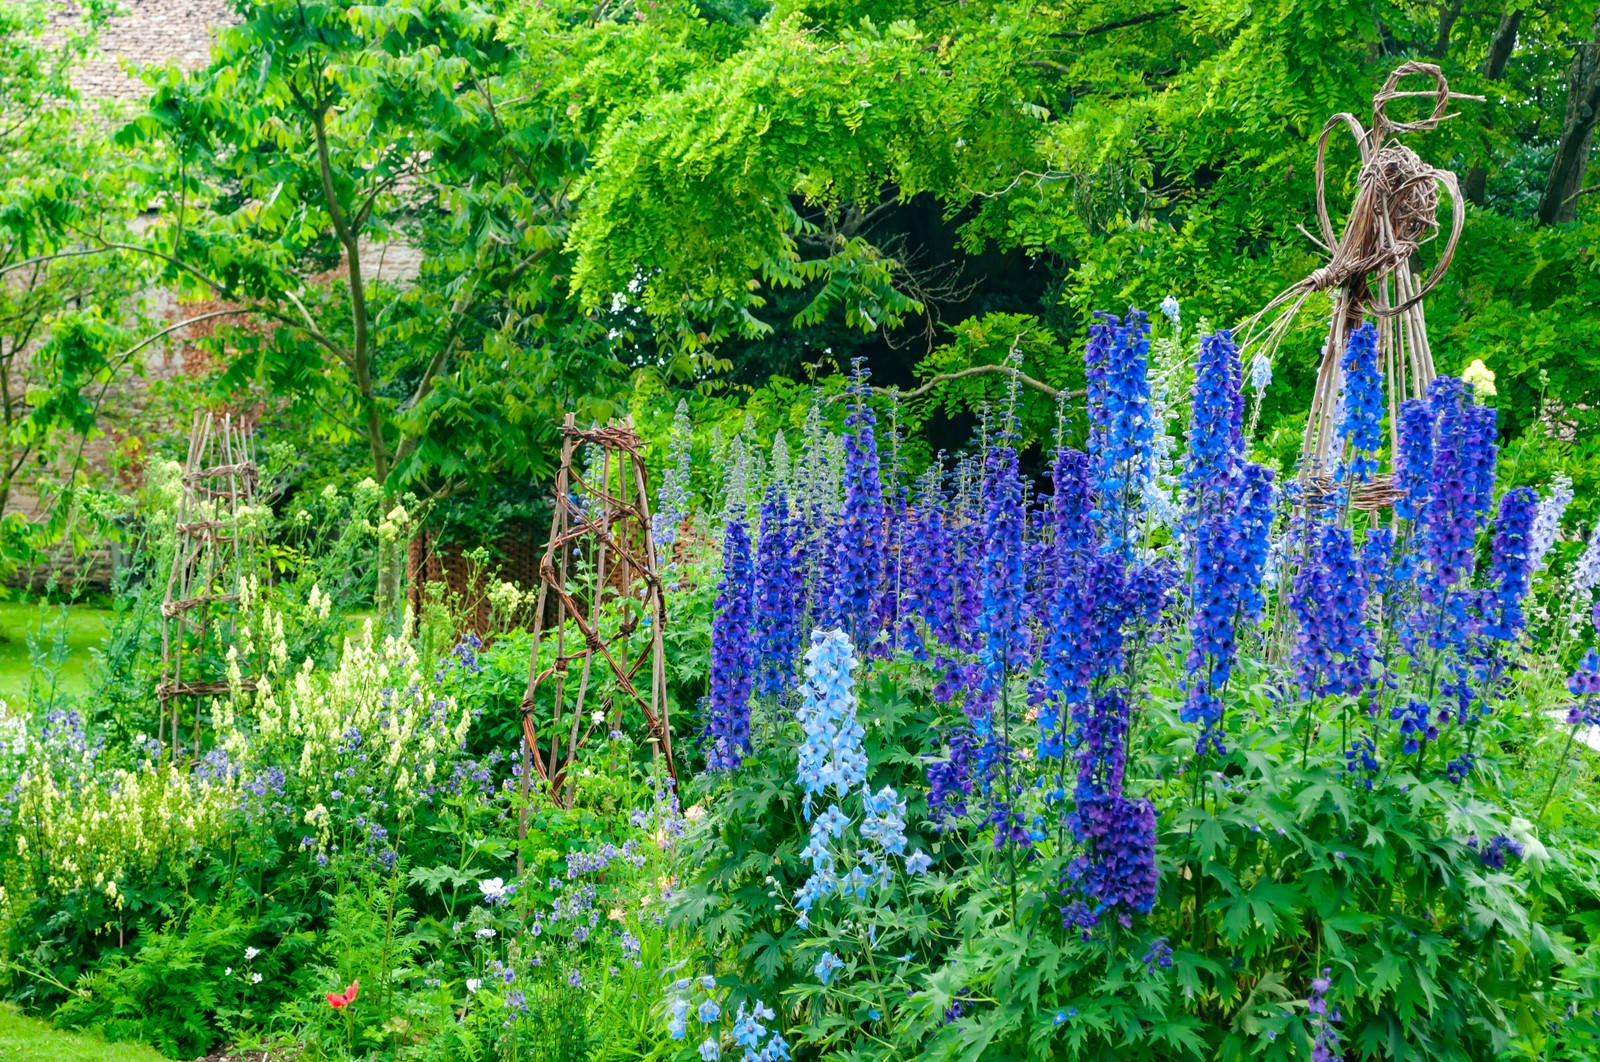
[517,415,676,848]
[1240,62,1480,510]
[158,410,260,760]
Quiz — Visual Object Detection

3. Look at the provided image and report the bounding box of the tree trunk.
[1463,8,1524,205]
[1432,0,1465,58]
[1537,8,1600,225]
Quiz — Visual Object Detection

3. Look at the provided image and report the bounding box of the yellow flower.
[1463,359,1497,397]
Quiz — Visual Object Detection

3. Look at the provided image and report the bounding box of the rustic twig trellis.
[518,415,675,821]
[158,410,260,759]
[1243,62,1482,509]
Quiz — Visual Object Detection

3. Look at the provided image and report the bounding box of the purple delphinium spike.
[752,482,802,698]
[1291,524,1373,698]
[1306,969,1344,1062]
[704,520,757,769]
[1482,486,1538,642]
[1182,462,1276,750]
[1394,397,1433,524]
[830,371,888,647]
[1423,376,1498,592]
[1183,329,1244,509]
[1087,310,1153,555]
[974,439,1029,721]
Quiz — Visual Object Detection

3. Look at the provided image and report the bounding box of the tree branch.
[826,364,1081,403]
[1053,6,1185,40]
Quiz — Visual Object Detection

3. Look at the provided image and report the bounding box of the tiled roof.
[50,0,234,101]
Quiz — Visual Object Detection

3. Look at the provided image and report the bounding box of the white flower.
[466,978,481,994]
[251,972,262,984]
[225,967,233,977]
[474,927,496,940]
[591,710,606,726]
[478,877,507,902]
[1463,358,1497,397]
[244,946,260,961]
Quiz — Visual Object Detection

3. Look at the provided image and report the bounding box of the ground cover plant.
[2,303,1599,1062]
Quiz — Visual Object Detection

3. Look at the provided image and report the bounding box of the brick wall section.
[49,0,235,102]
[18,2,429,593]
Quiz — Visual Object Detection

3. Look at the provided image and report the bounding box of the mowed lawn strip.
[0,1005,172,1062]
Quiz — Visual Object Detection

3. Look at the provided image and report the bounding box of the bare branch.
[1053,6,1185,40]
[827,364,1080,403]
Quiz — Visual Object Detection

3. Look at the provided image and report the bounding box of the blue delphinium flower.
[1394,397,1433,524]
[1065,796,1159,933]
[698,1036,721,1061]
[1086,310,1154,554]
[668,996,689,1039]
[1142,936,1174,973]
[704,520,757,769]
[859,785,908,856]
[1424,377,1498,591]
[731,1000,777,1051]
[831,369,888,644]
[795,630,866,817]
[1345,737,1379,789]
[1444,751,1476,785]
[1336,322,1382,482]
[1183,462,1276,750]
[1183,329,1244,508]
[926,726,978,828]
[1292,524,1372,698]
[1483,486,1538,642]
[1473,834,1524,870]
[1391,700,1438,755]
[975,438,1030,720]
[1160,295,1180,323]
[794,629,868,922]
[1566,649,1600,725]
[698,999,721,1024]
[1249,351,1273,395]
[1306,969,1344,1062]
[814,951,844,986]
[753,483,802,697]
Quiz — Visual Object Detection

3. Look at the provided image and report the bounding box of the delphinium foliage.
[670,309,1597,1062]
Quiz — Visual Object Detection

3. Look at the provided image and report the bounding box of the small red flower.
[326,979,359,1009]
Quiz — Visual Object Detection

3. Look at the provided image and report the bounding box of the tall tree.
[0,0,147,575]
[1538,7,1600,224]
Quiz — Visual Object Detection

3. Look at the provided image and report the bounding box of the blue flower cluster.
[704,520,757,770]
[1183,328,1243,507]
[975,438,1031,721]
[1419,376,1498,594]
[753,483,802,698]
[1482,486,1537,641]
[1183,462,1276,750]
[793,629,922,926]
[1336,322,1383,482]
[795,629,867,816]
[1306,968,1344,1062]
[1566,649,1600,726]
[1292,525,1372,698]
[1086,310,1153,554]
[831,372,888,645]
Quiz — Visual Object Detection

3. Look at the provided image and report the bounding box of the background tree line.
[4,0,1600,573]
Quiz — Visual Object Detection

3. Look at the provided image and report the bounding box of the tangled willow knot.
[1242,62,1482,497]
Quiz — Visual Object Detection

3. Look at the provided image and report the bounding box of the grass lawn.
[0,602,112,705]
[0,1006,170,1062]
